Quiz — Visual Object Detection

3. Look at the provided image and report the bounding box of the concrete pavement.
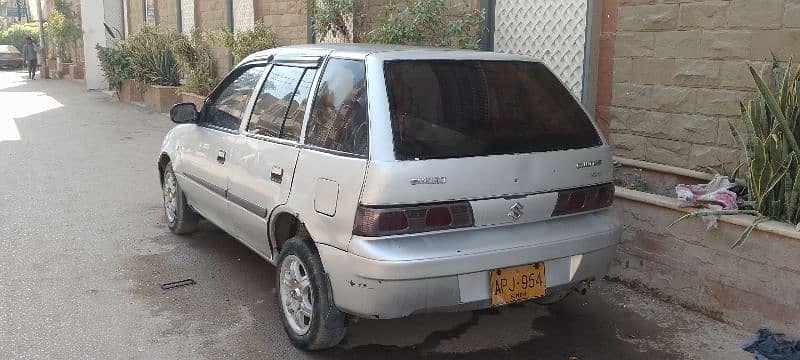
[0,70,752,359]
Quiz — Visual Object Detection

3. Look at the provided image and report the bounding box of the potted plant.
[69,59,84,80]
[171,29,217,110]
[124,26,182,112]
[46,1,82,78]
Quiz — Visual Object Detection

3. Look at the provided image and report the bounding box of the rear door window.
[247,65,302,139]
[384,60,602,160]
[305,59,368,156]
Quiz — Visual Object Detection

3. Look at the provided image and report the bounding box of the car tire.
[277,236,347,350]
[162,162,199,235]
[533,288,572,305]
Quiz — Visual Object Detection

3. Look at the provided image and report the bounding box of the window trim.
[199,62,269,134]
[301,56,371,158]
[240,62,324,144]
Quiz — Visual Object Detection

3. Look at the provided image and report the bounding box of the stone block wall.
[127,0,145,32]
[260,0,308,45]
[195,0,232,75]
[611,193,800,334]
[603,0,800,171]
[155,0,178,29]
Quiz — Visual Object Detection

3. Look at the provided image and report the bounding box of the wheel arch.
[157,152,171,186]
[268,207,312,256]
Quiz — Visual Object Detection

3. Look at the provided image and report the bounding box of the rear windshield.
[384,60,602,160]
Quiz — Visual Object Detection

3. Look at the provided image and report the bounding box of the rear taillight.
[551,183,614,217]
[354,201,474,237]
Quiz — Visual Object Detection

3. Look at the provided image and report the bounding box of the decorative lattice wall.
[493,0,588,96]
[180,0,195,34]
[232,0,254,31]
[144,0,155,25]
[103,0,125,42]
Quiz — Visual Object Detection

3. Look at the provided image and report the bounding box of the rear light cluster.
[551,183,614,217]
[353,201,474,237]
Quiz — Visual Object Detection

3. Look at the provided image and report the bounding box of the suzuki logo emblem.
[508,202,524,221]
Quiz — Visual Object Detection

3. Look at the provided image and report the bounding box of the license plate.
[490,262,546,306]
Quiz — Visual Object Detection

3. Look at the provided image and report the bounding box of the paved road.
[0,70,752,359]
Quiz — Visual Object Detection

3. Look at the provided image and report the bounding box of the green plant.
[671,61,800,248]
[366,0,486,49]
[46,1,82,61]
[307,0,353,40]
[0,22,40,52]
[122,25,181,86]
[96,43,132,92]
[171,29,217,96]
[214,22,277,64]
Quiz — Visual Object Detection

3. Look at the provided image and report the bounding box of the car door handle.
[270,166,283,183]
[217,150,226,164]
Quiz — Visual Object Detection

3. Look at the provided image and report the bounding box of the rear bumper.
[318,211,621,319]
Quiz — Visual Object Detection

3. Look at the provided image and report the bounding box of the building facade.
[72,0,800,173]
[600,0,800,171]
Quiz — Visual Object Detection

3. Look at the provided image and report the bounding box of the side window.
[305,59,368,156]
[281,69,317,141]
[203,66,265,131]
[246,65,316,141]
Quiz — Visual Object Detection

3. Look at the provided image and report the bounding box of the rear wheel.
[162,163,199,234]
[277,236,346,350]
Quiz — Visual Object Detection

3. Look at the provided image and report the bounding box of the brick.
[787,0,800,27]
[720,60,772,90]
[619,4,679,31]
[613,57,634,83]
[615,32,655,57]
[632,58,676,84]
[728,0,784,29]
[651,85,697,113]
[612,82,651,109]
[695,88,751,116]
[678,1,728,29]
[609,107,648,133]
[751,30,800,62]
[700,31,752,60]
[672,59,721,87]
[654,31,701,58]
[646,138,691,165]
[688,144,741,171]
[616,109,718,144]
[611,133,647,159]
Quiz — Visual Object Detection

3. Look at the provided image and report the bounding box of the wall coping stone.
[616,186,800,242]
[614,156,716,182]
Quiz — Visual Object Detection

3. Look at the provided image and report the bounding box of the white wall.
[80,0,106,89]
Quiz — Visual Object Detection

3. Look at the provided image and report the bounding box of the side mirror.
[170,103,198,124]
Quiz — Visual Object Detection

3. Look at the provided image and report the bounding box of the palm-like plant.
[123,26,181,86]
[672,61,800,247]
[171,29,217,96]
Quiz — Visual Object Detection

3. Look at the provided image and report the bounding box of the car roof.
[242,43,537,63]
[0,45,21,54]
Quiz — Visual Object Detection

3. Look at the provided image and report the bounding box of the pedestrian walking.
[22,37,38,80]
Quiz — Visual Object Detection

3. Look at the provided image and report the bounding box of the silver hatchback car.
[158,44,621,350]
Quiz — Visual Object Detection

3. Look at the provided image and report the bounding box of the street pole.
[34,0,49,79]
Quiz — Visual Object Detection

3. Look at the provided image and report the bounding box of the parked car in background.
[0,45,24,69]
[157,44,621,350]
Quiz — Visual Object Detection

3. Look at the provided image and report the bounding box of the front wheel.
[277,236,346,350]
[162,162,199,234]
